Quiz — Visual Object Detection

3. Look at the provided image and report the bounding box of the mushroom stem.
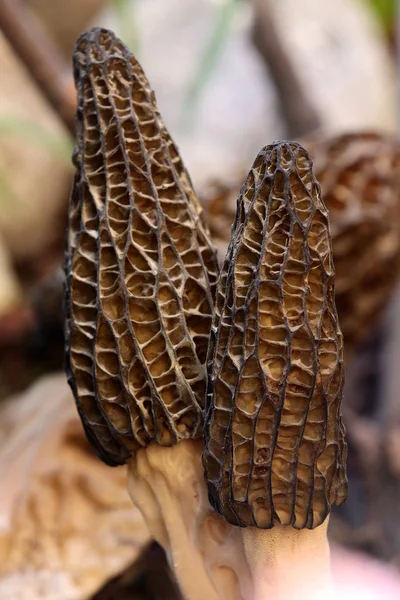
[241,521,334,600]
[127,440,251,600]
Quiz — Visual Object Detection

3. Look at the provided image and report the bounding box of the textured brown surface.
[64,28,218,466]
[203,132,400,353]
[203,142,348,530]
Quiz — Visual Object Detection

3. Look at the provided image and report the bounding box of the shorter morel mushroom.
[203,142,348,599]
[203,132,400,354]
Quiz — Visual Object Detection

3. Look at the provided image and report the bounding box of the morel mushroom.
[203,132,400,353]
[65,27,218,466]
[65,28,248,600]
[203,142,348,599]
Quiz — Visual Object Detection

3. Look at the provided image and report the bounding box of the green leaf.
[181,0,241,131]
[365,0,396,30]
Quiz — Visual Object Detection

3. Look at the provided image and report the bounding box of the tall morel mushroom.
[203,142,348,598]
[65,28,247,600]
[64,28,348,600]
[65,27,218,466]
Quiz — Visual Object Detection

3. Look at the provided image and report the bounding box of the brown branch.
[0,0,75,136]
[252,0,321,138]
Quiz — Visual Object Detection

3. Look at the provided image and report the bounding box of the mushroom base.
[127,439,251,600]
[241,520,334,600]
[127,440,334,600]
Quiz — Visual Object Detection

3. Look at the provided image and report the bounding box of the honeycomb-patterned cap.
[64,28,218,466]
[203,142,348,529]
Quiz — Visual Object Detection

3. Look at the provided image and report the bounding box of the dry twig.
[252,0,321,137]
[0,0,75,135]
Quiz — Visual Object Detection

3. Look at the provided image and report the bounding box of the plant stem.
[251,0,321,138]
[0,0,75,135]
[127,440,251,600]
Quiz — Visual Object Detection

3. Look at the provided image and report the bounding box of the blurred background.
[0,0,399,599]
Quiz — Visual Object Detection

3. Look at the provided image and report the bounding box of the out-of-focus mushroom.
[304,132,400,351]
[202,132,400,353]
[65,28,248,600]
[0,374,150,600]
[203,142,348,599]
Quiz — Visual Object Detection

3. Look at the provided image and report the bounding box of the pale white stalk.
[127,440,335,600]
[241,520,334,600]
[127,440,252,600]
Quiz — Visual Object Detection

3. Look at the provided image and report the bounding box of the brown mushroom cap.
[203,132,400,354]
[64,28,218,466]
[203,142,348,530]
